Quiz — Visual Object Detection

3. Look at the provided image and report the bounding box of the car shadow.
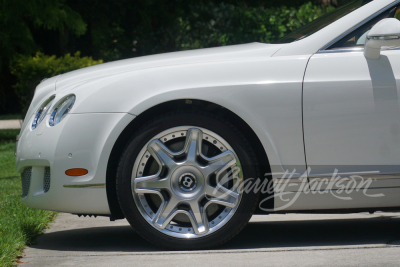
[29,215,400,252]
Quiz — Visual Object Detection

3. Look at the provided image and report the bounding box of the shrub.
[10,52,103,114]
[177,2,335,49]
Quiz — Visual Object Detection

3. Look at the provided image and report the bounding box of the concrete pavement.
[20,212,400,266]
[0,119,22,129]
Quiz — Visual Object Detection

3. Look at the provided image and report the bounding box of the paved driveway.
[20,212,400,266]
[0,119,22,129]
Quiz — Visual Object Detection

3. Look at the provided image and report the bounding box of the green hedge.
[10,52,103,114]
[177,2,334,49]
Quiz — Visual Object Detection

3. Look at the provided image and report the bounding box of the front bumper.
[16,112,135,214]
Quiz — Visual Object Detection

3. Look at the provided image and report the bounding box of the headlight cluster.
[32,96,55,129]
[31,95,76,130]
[49,95,76,126]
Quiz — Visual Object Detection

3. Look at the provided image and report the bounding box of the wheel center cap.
[178,173,197,191]
[170,166,204,199]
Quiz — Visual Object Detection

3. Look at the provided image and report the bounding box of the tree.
[0,0,86,113]
[57,0,329,62]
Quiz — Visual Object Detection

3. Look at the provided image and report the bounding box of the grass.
[0,129,57,266]
[0,114,23,120]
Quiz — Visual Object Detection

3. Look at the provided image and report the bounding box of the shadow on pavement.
[30,216,400,252]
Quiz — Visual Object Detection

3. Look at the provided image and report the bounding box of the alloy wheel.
[132,126,243,238]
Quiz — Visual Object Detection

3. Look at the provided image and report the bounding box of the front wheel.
[116,111,260,249]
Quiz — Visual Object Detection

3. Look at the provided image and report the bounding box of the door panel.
[303,50,400,188]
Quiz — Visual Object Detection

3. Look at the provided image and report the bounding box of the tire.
[116,110,260,250]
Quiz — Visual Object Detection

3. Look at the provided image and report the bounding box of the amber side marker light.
[65,168,88,176]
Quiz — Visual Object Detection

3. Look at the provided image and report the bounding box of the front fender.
[64,55,310,179]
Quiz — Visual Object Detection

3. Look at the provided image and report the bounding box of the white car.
[16,0,400,249]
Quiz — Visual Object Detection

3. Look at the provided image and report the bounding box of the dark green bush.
[177,2,334,49]
[10,52,103,113]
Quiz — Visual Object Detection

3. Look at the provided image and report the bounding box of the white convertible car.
[16,0,400,249]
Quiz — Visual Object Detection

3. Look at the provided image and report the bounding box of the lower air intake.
[44,167,51,193]
[21,167,32,197]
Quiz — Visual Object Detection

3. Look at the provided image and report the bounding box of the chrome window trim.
[318,0,400,53]
[317,47,364,54]
[317,46,400,54]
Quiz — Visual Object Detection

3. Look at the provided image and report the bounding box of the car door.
[303,5,400,189]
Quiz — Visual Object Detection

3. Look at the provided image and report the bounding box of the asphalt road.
[20,212,400,266]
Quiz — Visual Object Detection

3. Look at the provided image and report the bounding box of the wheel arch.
[106,99,272,220]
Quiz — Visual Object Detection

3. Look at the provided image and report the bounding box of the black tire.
[116,110,260,250]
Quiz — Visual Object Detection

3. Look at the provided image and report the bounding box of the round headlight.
[49,95,76,126]
[32,96,55,130]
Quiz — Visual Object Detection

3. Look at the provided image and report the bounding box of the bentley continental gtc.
[16,0,400,249]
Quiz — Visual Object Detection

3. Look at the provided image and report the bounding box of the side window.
[329,6,400,49]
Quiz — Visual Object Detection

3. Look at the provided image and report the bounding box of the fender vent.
[44,167,51,193]
[21,167,32,197]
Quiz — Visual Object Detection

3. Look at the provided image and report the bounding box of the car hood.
[56,42,284,91]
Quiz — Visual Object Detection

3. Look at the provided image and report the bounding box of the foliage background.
[10,52,102,113]
[0,0,340,115]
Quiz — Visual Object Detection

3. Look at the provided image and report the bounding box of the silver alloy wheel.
[132,126,243,238]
